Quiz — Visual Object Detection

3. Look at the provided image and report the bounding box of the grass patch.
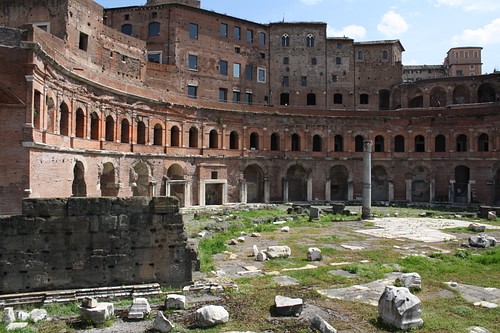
[198,234,228,272]
[44,302,80,317]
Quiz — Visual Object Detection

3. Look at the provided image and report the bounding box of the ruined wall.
[0,197,195,294]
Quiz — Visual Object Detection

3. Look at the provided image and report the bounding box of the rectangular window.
[260,52,266,59]
[282,75,289,86]
[124,14,130,20]
[219,88,228,102]
[357,51,363,60]
[188,85,197,99]
[335,57,341,65]
[188,54,198,70]
[245,65,253,80]
[35,22,50,33]
[245,92,253,105]
[257,68,266,83]
[232,91,240,103]
[79,32,88,51]
[465,51,469,58]
[233,26,241,40]
[189,23,198,39]
[147,51,162,64]
[474,51,478,58]
[300,76,307,86]
[220,23,228,38]
[332,74,338,82]
[311,58,317,65]
[219,60,228,75]
[455,51,459,58]
[336,42,342,49]
[152,12,157,19]
[283,57,289,65]
[259,32,266,45]
[235,46,240,53]
[233,63,241,78]
[246,29,253,43]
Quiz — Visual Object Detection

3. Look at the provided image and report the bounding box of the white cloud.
[327,25,367,39]
[433,0,500,11]
[377,10,408,37]
[299,0,323,5]
[452,18,500,45]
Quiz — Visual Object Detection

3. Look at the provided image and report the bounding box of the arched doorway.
[131,163,151,196]
[167,164,185,206]
[244,164,264,203]
[286,165,307,202]
[330,165,349,201]
[72,161,87,197]
[100,162,118,196]
[372,166,389,201]
[455,165,470,203]
[411,166,430,202]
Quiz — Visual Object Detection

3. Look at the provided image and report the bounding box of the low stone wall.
[0,197,196,294]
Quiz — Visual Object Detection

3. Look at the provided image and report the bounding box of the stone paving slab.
[446,282,500,306]
[356,218,499,243]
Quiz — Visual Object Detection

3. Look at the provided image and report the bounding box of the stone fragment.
[474,301,497,309]
[165,294,186,310]
[273,220,287,225]
[29,308,47,322]
[251,232,261,237]
[6,323,29,331]
[307,247,322,261]
[265,246,291,259]
[309,207,321,220]
[487,211,497,220]
[273,275,299,287]
[153,311,174,333]
[79,302,114,324]
[198,230,209,238]
[16,310,30,321]
[274,295,303,316]
[228,239,238,245]
[82,297,98,308]
[3,307,15,323]
[224,251,238,260]
[396,272,422,291]
[378,286,423,330]
[237,236,246,243]
[468,235,497,248]
[252,245,259,257]
[468,223,486,232]
[281,226,290,232]
[256,250,267,262]
[310,314,337,333]
[468,326,490,333]
[128,297,151,319]
[195,305,229,328]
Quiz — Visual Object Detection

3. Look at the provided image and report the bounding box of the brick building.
[0,0,499,214]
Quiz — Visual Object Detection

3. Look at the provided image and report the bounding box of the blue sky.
[97,0,500,73]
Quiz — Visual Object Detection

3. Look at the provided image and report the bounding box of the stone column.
[388,181,394,202]
[325,178,331,202]
[348,181,354,201]
[307,177,313,201]
[184,182,192,207]
[283,178,289,202]
[430,180,435,202]
[405,179,412,202]
[264,177,270,203]
[362,140,372,219]
[449,180,455,203]
[240,180,248,204]
[468,180,475,204]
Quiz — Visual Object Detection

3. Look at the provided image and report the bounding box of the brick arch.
[330,164,349,201]
[130,161,152,196]
[411,165,431,202]
[430,86,446,107]
[408,87,424,108]
[100,161,118,197]
[243,164,265,203]
[453,84,470,104]
[286,164,308,202]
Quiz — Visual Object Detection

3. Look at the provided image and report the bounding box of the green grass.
[198,233,228,272]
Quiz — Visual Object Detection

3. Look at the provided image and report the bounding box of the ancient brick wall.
[0,197,195,294]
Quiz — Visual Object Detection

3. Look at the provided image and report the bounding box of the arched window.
[105,116,114,142]
[271,133,280,151]
[137,121,146,144]
[307,93,316,105]
[306,34,314,47]
[153,124,163,146]
[250,132,259,150]
[334,135,343,152]
[355,135,364,152]
[291,133,300,151]
[394,135,405,152]
[312,135,322,152]
[456,134,467,152]
[148,22,160,37]
[189,127,198,147]
[334,93,343,104]
[209,129,218,148]
[75,108,85,138]
[478,133,489,152]
[374,135,384,152]
[415,135,425,152]
[281,33,290,47]
[121,24,132,36]
[121,119,130,143]
[170,126,180,147]
[90,112,99,140]
[230,131,239,149]
[59,102,69,136]
[435,135,446,152]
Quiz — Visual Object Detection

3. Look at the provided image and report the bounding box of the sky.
[96,0,500,73]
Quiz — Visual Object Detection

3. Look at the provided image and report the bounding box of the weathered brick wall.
[0,197,196,294]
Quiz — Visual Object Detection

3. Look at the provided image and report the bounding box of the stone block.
[307,247,322,261]
[127,297,151,319]
[378,286,423,330]
[22,198,67,217]
[3,307,15,323]
[79,302,114,324]
[195,305,229,328]
[29,308,47,322]
[396,272,422,291]
[151,197,179,214]
[468,223,486,232]
[153,311,174,332]
[67,197,112,216]
[265,246,291,259]
[81,297,98,308]
[274,295,303,316]
[310,314,337,333]
[165,294,186,310]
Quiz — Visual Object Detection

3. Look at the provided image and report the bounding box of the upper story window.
[336,42,342,49]
[357,51,363,60]
[306,34,314,47]
[233,63,241,78]
[148,22,160,37]
[124,14,130,20]
[311,58,317,65]
[259,32,266,45]
[257,68,266,83]
[233,26,241,40]
[189,23,198,40]
[220,23,228,38]
[121,24,132,36]
[382,50,388,60]
[188,54,198,70]
[219,60,228,75]
[245,65,253,80]
[301,76,307,86]
[335,57,341,65]
[147,51,161,64]
[79,32,88,51]
[281,33,290,47]
[283,57,289,65]
[246,29,253,43]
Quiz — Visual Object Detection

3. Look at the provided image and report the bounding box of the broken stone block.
[29,308,47,322]
[228,239,238,245]
[265,246,291,259]
[396,272,422,291]
[6,323,29,330]
[468,326,490,333]
[79,302,114,324]
[153,311,174,333]
[310,314,337,333]
[469,235,497,248]
[81,297,98,309]
[256,250,267,262]
[16,310,30,321]
[487,211,497,220]
[195,305,229,328]
[281,226,290,232]
[274,295,303,316]
[237,236,245,242]
[309,207,320,220]
[468,223,486,232]
[3,307,15,323]
[252,245,259,257]
[251,232,261,237]
[378,286,423,330]
[307,247,322,261]
[127,297,151,319]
